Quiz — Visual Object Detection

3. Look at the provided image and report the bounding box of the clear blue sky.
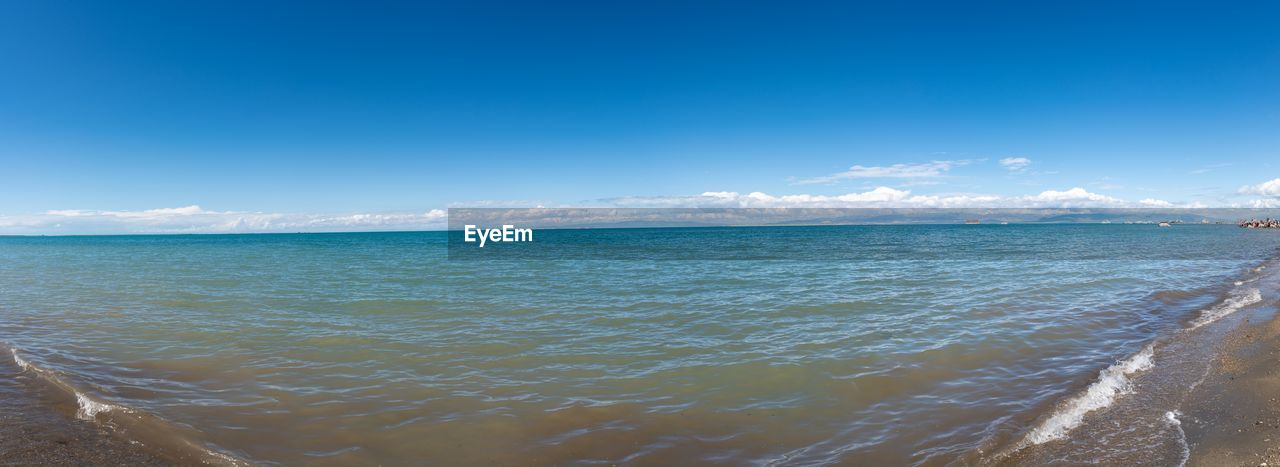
[2,1,1279,231]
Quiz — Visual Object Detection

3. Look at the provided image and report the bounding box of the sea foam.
[1188,288,1262,330]
[9,347,126,420]
[11,348,32,371]
[1166,410,1191,467]
[1018,285,1264,448]
[75,391,127,420]
[1023,344,1155,444]
[8,346,244,465]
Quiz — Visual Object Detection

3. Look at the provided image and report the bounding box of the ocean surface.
[2,225,1279,465]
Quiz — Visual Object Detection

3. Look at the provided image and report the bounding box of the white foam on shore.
[11,348,32,371]
[1165,410,1190,467]
[1023,344,1155,445]
[7,345,248,466]
[9,347,128,420]
[1002,263,1276,459]
[75,391,127,420]
[1188,288,1262,330]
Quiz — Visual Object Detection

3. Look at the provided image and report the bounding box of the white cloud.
[47,205,209,219]
[606,186,1150,209]
[1235,178,1280,207]
[793,160,966,185]
[999,157,1032,172]
[1246,198,1280,208]
[1137,198,1175,208]
[1,206,447,235]
[1024,187,1123,206]
[1240,178,1280,198]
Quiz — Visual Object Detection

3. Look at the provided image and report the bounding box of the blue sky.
[2,1,1279,233]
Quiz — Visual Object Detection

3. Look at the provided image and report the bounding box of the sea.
[1,224,1279,465]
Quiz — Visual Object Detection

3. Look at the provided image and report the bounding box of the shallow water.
[1,225,1278,464]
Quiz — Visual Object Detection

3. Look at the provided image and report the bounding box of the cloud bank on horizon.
[608,186,1194,210]
[4,175,1280,234]
[0,206,448,235]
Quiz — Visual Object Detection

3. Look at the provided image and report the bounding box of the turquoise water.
[1,225,1278,464]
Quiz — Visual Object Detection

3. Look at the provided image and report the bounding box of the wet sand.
[1182,300,1280,466]
[0,357,171,465]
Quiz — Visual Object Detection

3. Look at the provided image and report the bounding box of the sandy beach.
[1181,297,1280,466]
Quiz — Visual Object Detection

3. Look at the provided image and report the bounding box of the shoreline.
[1,347,248,466]
[0,231,1277,464]
[1180,288,1280,465]
[0,354,172,465]
[972,258,1280,464]
[4,267,1279,465]
[7,279,1278,466]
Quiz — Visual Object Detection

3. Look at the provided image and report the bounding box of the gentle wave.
[9,348,129,420]
[1187,288,1262,330]
[1018,282,1263,446]
[75,392,127,420]
[1002,259,1275,459]
[6,346,247,466]
[11,348,31,370]
[1166,410,1190,467]
[1022,344,1155,445]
